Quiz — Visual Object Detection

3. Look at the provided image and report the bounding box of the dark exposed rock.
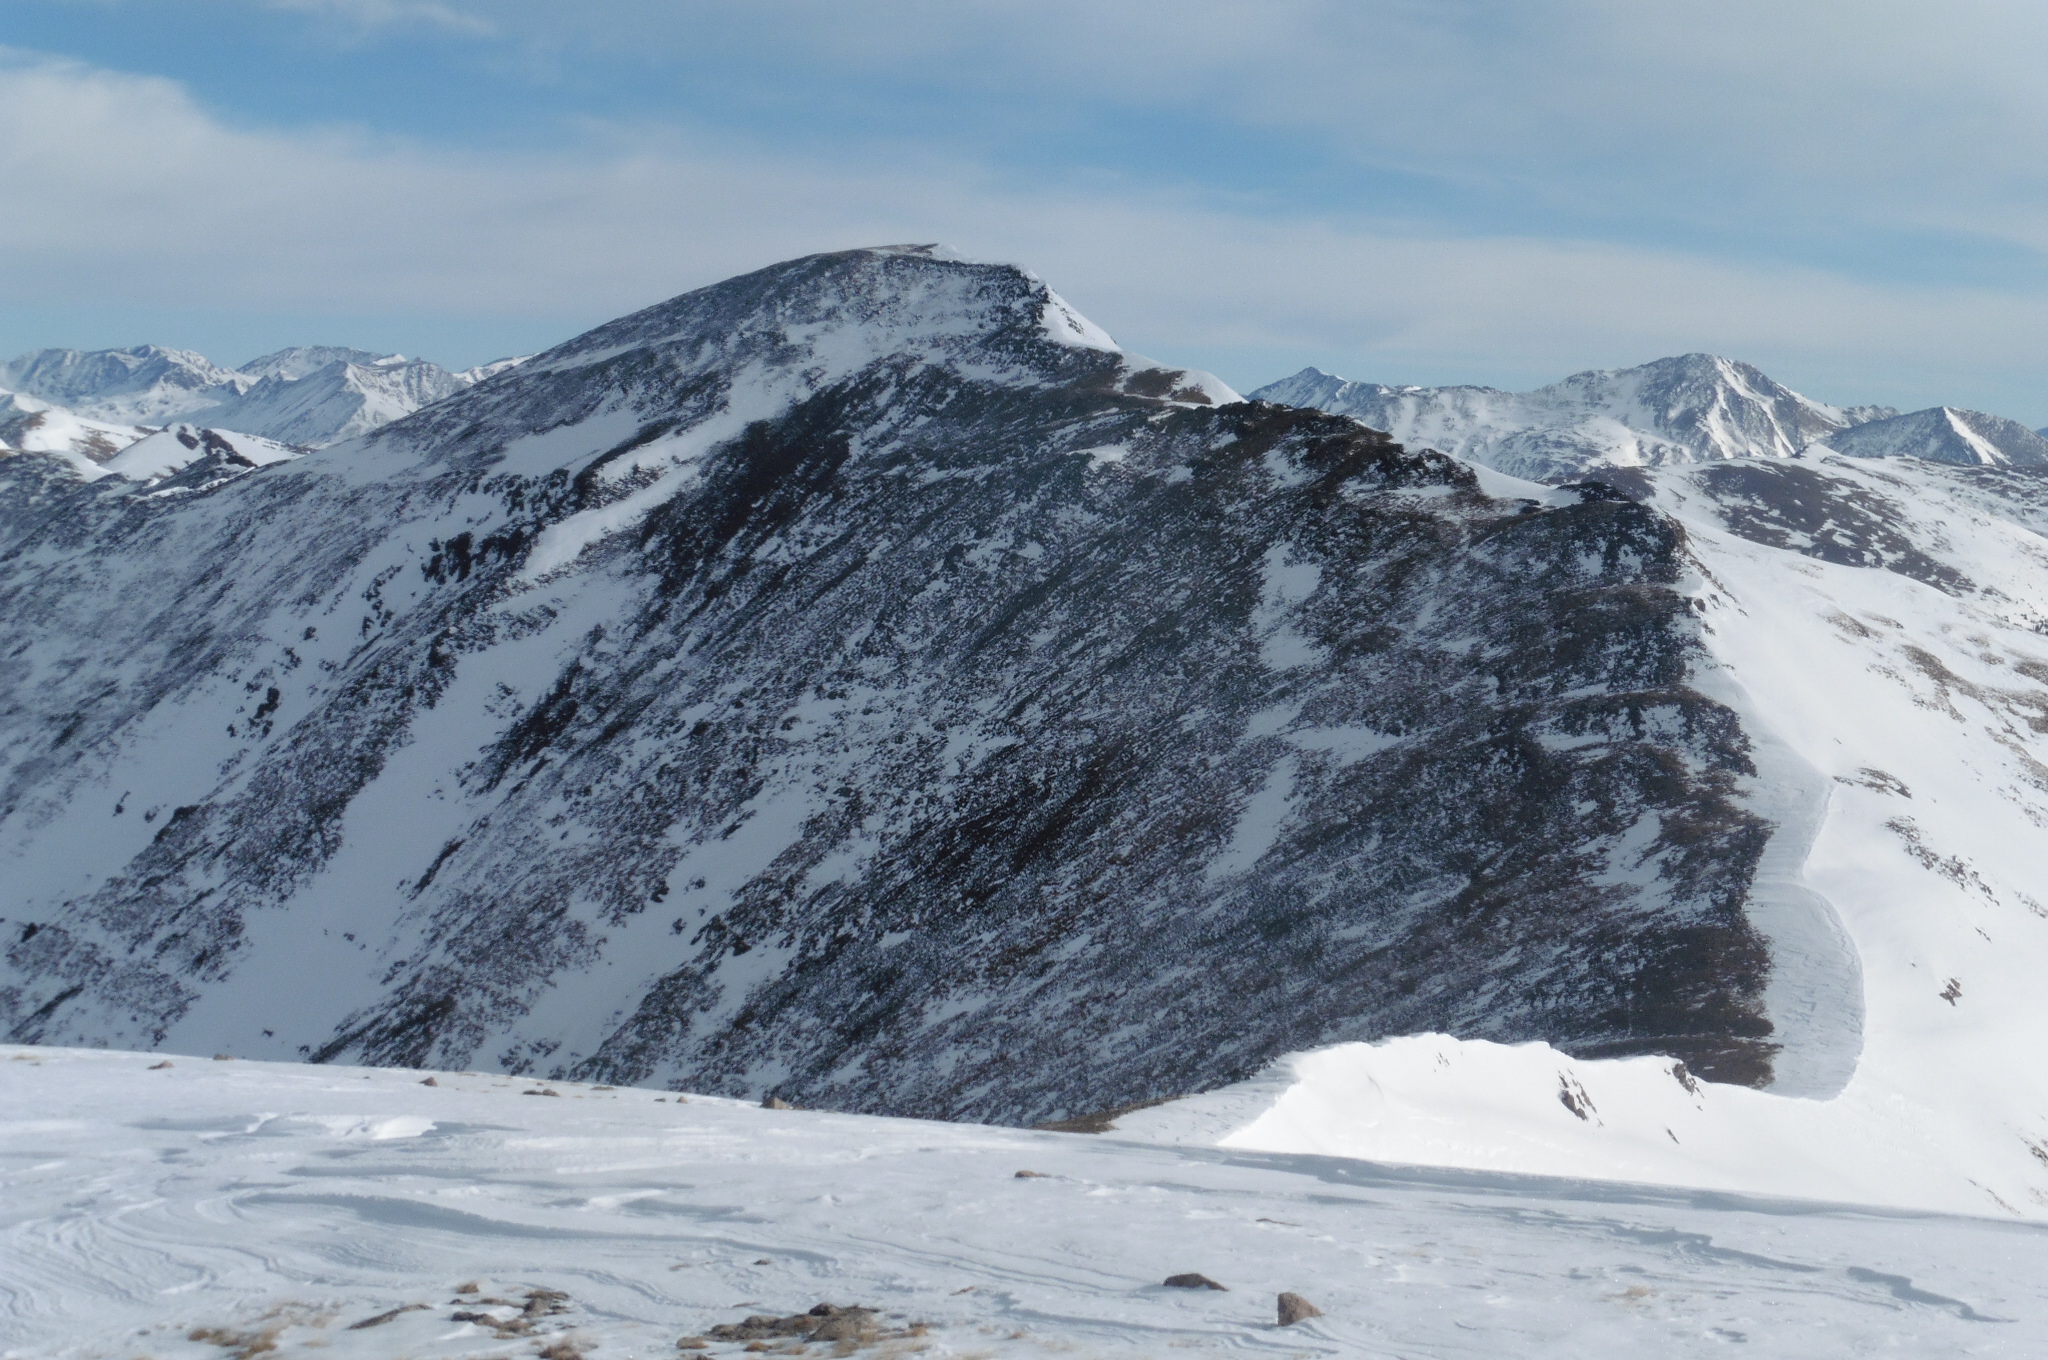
[1163,1273,1227,1291]
[347,1303,427,1330]
[1277,1291,1323,1325]
[1692,461,1971,593]
[706,1304,880,1343]
[524,1288,571,1318]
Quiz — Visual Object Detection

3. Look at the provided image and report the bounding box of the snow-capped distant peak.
[1254,354,1892,482]
[0,341,522,451]
[2,345,252,424]
[1812,405,2048,468]
[238,346,401,383]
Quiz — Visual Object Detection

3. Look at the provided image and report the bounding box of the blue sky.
[3,0,2045,420]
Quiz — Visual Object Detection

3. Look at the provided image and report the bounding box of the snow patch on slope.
[101,424,300,481]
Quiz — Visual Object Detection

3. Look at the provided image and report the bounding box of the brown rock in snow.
[1163,1273,1227,1291]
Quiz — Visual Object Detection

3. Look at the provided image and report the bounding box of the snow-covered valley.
[5,1043,2042,1360]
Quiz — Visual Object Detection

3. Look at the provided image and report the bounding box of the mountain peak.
[2,344,250,420]
[536,247,1116,374]
[391,246,1234,477]
[1255,352,1859,480]
[239,346,401,382]
[1816,405,2048,468]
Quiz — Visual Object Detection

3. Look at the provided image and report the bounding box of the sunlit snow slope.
[3,1043,2042,1360]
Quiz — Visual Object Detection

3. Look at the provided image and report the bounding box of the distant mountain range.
[7,336,2043,492]
[0,344,527,472]
[1253,355,2046,480]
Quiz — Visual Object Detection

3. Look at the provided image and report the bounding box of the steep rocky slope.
[0,248,1789,1123]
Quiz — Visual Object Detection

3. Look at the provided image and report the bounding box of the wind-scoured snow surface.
[1253,355,1895,482]
[4,1045,2044,1360]
[0,246,1783,1128]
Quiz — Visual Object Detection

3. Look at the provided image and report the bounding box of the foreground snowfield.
[3,1045,2042,1359]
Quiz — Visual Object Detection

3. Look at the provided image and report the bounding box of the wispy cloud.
[0,44,2042,415]
[259,0,494,36]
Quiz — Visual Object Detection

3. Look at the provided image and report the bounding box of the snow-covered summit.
[1254,353,1892,482]
[98,423,302,487]
[388,245,1238,481]
[518,245,1229,403]
[230,353,472,446]
[1,344,252,425]
[3,342,515,450]
[1813,405,2048,468]
[238,345,402,382]
[0,388,304,489]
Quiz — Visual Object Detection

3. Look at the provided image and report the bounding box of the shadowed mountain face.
[0,249,1776,1123]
